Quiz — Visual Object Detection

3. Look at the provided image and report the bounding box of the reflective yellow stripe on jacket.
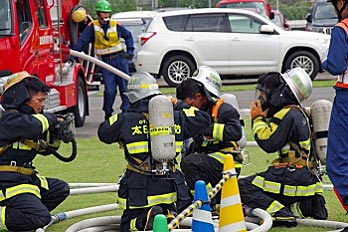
[12,141,32,150]
[266,200,285,216]
[126,140,182,154]
[33,114,49,133]
[208,152,242,168]
[212,123,224,141]
[252,175,323,196]
[183,106,197,117]
[126,141,149,154]
[253,109,290,140]
[118,192,177,209]
[0,184,41,201]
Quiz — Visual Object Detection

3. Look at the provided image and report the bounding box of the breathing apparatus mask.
[254,88,269,111]
[254,72,298,117]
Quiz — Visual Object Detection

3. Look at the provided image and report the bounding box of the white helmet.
[191,66,222,101]
[281,67,312,103]
[126,72,162,103]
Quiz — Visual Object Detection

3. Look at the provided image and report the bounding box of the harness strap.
[289,141,309,160]
[0,165,35,175]
[0,139,41,156]
[211,99,224,122]
[0,145,11,155]
[21,139,41,150]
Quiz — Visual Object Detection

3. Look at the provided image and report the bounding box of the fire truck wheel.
[73,77,87,127]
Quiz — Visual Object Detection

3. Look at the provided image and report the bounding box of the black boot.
[104,113,112,120]
[272,210,297,228]
[299,194,328,220]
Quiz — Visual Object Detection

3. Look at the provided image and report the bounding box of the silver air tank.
[309,99,332,164]
[148,95,176,172]
[220,93,247,148]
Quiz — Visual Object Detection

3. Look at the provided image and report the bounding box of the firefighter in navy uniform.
[176,66,243,208]
[238,68,328,227]
[0,72,69,231]
[71,0,134,119]
[97,72,211,231]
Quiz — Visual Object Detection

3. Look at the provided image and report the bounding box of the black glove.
[119,51,133,59]
[53,113,75,143]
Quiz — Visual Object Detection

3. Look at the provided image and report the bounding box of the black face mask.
[257,95,269,111]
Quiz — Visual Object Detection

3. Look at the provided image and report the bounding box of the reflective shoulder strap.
[337,18,348,34]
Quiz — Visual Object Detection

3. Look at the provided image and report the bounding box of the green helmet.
[96,0,112,13]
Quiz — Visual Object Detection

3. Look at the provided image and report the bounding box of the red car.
[272,10,290,30]
[216,0,273,19]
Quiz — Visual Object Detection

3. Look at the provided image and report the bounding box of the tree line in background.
[81,0,314,20]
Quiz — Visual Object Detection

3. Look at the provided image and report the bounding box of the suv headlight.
[316,37,330,44]
[315,37,330,61]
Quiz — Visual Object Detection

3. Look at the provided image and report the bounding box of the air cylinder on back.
[309,99,332,164]
[148,95,176,165]
[220,93,247,148]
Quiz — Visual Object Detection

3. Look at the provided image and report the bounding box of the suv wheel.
[284,50,320,80]
[162,55,196,87]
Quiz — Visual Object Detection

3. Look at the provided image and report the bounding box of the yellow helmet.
[72,8,87,23]
[2,71,31,94]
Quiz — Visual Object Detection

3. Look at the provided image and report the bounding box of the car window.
[117,19,149,43]
[163,15,187,32]
[228,14,263,33]
[272,14,281,27]
[185,13,226,32]
[313,2,336,20]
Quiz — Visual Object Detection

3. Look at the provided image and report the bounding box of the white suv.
[136,8,330,86]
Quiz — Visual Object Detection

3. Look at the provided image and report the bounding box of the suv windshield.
[219,2,267,17]
[0,0,12,36]
[313,1,337,21]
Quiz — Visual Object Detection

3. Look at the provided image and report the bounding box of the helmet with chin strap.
[328,0,348,21]
[0,72,49,110]
[191,66,222,102]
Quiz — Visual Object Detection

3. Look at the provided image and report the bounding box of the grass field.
[28,112,348,231]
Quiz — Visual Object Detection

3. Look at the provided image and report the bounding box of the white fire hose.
[60,48,130,81]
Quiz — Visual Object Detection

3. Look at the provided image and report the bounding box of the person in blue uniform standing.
[71,0,134,120]
[322,0,348,212]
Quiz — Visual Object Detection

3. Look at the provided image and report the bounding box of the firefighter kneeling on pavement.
[97,72,211,231]
[0,72,69,231]
[238,68,328,227]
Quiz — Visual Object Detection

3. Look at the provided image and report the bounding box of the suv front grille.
[310,27,333,35]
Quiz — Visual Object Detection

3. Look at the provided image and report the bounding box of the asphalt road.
[76,72,336,138]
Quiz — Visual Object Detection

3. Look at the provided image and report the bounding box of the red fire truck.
[0,0,96,127]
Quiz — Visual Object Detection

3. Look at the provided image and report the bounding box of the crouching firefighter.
[238,68,328,228]
[98,72,211,231]
[176,66,243,211]
[0,72,70,231]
